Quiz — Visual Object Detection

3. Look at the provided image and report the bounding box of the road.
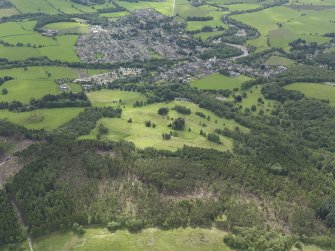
[225,42,249,60]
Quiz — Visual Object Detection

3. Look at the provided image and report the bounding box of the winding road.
[225,42,249,60]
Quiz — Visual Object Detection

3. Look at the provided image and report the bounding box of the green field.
[226,3,262,11]
[115,0,174,16]
[84,90,249,151]
[265,55,295,66]
[186,7,228,31]
[285,82,335,106]
[0,108,84,130]
[230,84,277,114]
[233,6,334,51]
[38,35,81,62]
[0,21,80,62]
[0,227,232,251]
[0,66,80,103]
[0,227,328,251]
[44,22,89,34]
[191,73,251,90]
[0,8,19,17]
[10,0,115,14]
[100,11,129,19]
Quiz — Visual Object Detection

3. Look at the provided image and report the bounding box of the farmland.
[0,227,232,251]
[233,6,335,50]
[0,108,84,130]
[191,73,251,90]
[0,66,79,103]
[285,82,335,106]
[0,20,80,61]
[44,22,89,34]
[265,55,295,66]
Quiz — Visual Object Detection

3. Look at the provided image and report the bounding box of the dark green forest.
[1,65,335,250]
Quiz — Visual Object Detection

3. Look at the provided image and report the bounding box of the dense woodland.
[0,64,335,250]
[1,0,335,249]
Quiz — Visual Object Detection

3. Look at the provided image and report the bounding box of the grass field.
[10,0,114,14]
[229,85,277,114]
[233,6,334,51]
[0,108,84,130]
[84,90,249,151]
[0,8,19,17]
[285,82,335,106]
[0,45,41,61]
[0,20,80,62]
[39,35,80,62]
[44,22,89,34]
[0,66,79,103]
[191,73,251,90]
[265,55,295,66]
[115,0,174,16]
[0,227,329,251]
[226,3,262,11]
[86,89,147,107]
[0,227,232,251]
[186,6,228,31]
[100,11,129,19]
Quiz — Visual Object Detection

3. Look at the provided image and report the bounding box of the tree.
[98,124,108,135]
[107,221,121,232]
[72,222,85,235]
[126,219,144,233]
[145,121,151,127]
[2,88,8,95]
[207,133,221,144]
[158,107,169,116]
[172,117,185,131]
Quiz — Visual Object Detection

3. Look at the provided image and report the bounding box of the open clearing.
[44,22,89,34]
[265,55,295,66]
[0,66,79,103]
[0,8,18,17]
[229,85,277,115]
[0,227,328,251]
[233,6,334,51]
[84,90,249,151]
[285,82,335,106]
[191,73,251,90]
[0,108,84,130]
[0,227,231,251]
[0,21,80,62]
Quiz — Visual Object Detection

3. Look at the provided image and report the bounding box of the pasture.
[10,0,115,14]
[86,89,147,107]
[233,6,334,51]
[84,90,249,151]
[265,55,295,66]
[191,73,251,90]
[44,22,89,34]
[0,21,80,62]
[115,0,174,16]
[0,66,79,103]
[285,82,335,106]
[38,35,81,62]
[0,227,329,251]
[0,8,18,17]
[100,11,129,19]
[0,227,232,251]
[0,108,84,130]
[230,85,277,114]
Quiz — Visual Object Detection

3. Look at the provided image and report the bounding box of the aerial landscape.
[0,0,335,250]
